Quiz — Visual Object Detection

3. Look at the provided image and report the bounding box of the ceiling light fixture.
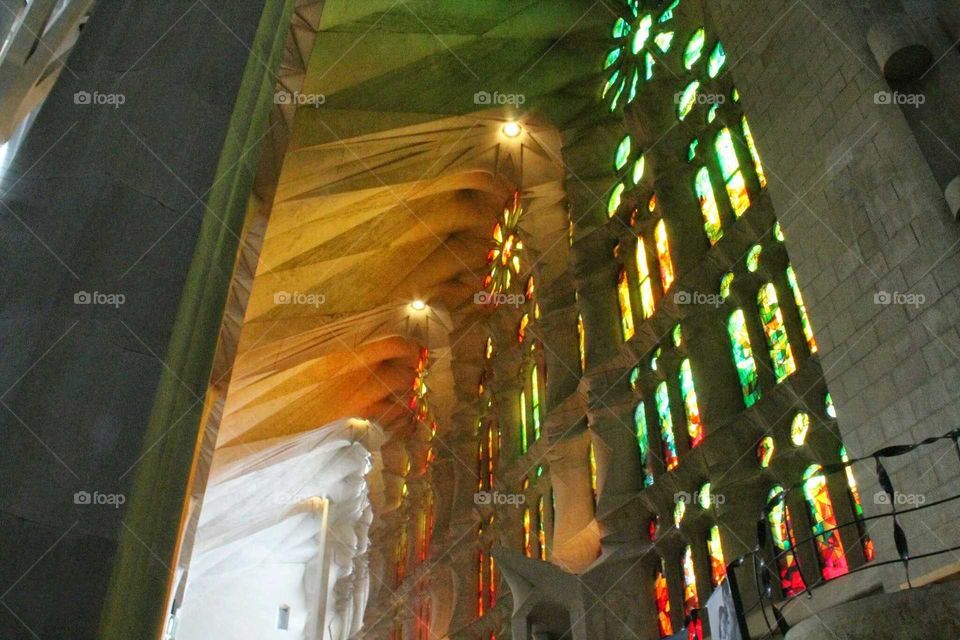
[502,121,522,138]
[411,299,427,311]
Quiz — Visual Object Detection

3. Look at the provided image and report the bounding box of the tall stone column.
[0,1,293,638]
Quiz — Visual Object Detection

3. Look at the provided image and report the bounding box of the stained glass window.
[677,81,700,121]
[681,545,702,639]
[707,41,726,78]
[636,237,657,319]
[531,365,542,441]
[679,359,704,447]
[825,392,836,418]
[790,412,810,446]
[477,548,485,616]
[636,401,654,487]
[520,389,530,455]
[707,102,719,123]
[741,116,767,188]
[758,283,797,382]
[757,436,774,468]
[618,268,636,341]
[768,486,806,596]
[488,553,496,608]
[674,498,685,527]
[649,516,659,541]
[538,496,547,560]
[518,313,529,343]
[715,128,750,216]
[708,525,727,586]
[695,167,723,244]
[631,14,653,54]
[672,324,683,347]
[774,221,784,242]
[630,366,641,391]
[655,559,674,638]
[746,245,761,272]
[683,28,705,69]
[577,313,587,373]
[589,442,599,504]
[484,193,524,295]
[698,482,712,509]
[633,155,646,184]
[839,445,875,561]
[485,336,494,359]
[654,31,674,53]
[608,182,625,217]
[787,265,818,353]
[655,220,675,292]
[651,347,661,371]
[615,135,631,171]
[688,138,699,162]
[803,464,849,580]
[523,507,533,558]
[720,272,734,299]
[727,309,761,407]
[656,381,679,471]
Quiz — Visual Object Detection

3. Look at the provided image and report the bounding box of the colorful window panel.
[520,390,529,455]
[523,507,533,558]
[708,525,727,586]
[707,41,726,78]
[655,559,674,638]
[531,365,543,441]
[790,412,810,446]
[488,551,496,609]
[487,423,496,489]
[636,401,654,487]
[589,441,599,505]
[803,465,850,580]
[683,28,705,69]
[656,381,679,471]
[839,445,875,561]
[618,268,636,341]
[695,167,723,244]
[715,128,750,216]
[677,81,700,121]
[767,486,806,596]
[538,496,547,560]
[655,220,675,292]
[741,116,767,188]
[727,309,761,407]
[786,265,818,353]
[679,359,704,448]
[577,313,587,373]
[681,545,703,640]
[477,548,485,616]
[758,283,797,382]
[757,436,775,468]
[636,237,657,318]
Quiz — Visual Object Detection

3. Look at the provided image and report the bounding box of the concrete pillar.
[0,0,293,638]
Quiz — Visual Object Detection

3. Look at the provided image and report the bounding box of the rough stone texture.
[710,0,960,590]
[785,580,960,639]
[0,1,286,638]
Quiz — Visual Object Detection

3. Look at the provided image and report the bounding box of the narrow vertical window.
[477,548,485,617]
[577,313,587,372]
[758,283,797,382]
[678,359,703,448]
[840,445,875,561]
[636,237,656,318]
[786,265,818,353]
[708,525,727,586]
[654,220,675,292]
[523,507,532,558]
[520,391,528,454]
[682,546,703,640]
[635,401,654,487]
[727,309,761,407]
[618,268,636,341]
[741,116,767,188]
[588,442,599,505]
[768,486,806,596]
[531,365,542,441]
[803,465,849,580]
[715,128,750,216]
[538,496,547,560]
[655,559,674,638]
[655,381,679,471]
[695,167,723,244]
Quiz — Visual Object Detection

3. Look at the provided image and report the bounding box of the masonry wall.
[710,0,960,587]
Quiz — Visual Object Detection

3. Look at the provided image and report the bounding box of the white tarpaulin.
[171,418,384,640]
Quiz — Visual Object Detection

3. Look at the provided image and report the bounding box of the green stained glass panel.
[758,283,797,382]
[708,41,726,78]
[608,182,625,217]
[720,272,734,299]
[655,32,674,53]
[632,156,645,184]
[635,402,654,486]
[656,381,679,471]
[683,28,705,69]
[677,81,699,120]
[631,14,653,54]
[695,167,723,244]
[615,135,631,171]
[727,309,761,407]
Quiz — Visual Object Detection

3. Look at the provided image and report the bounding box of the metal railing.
[720,428,960,639]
